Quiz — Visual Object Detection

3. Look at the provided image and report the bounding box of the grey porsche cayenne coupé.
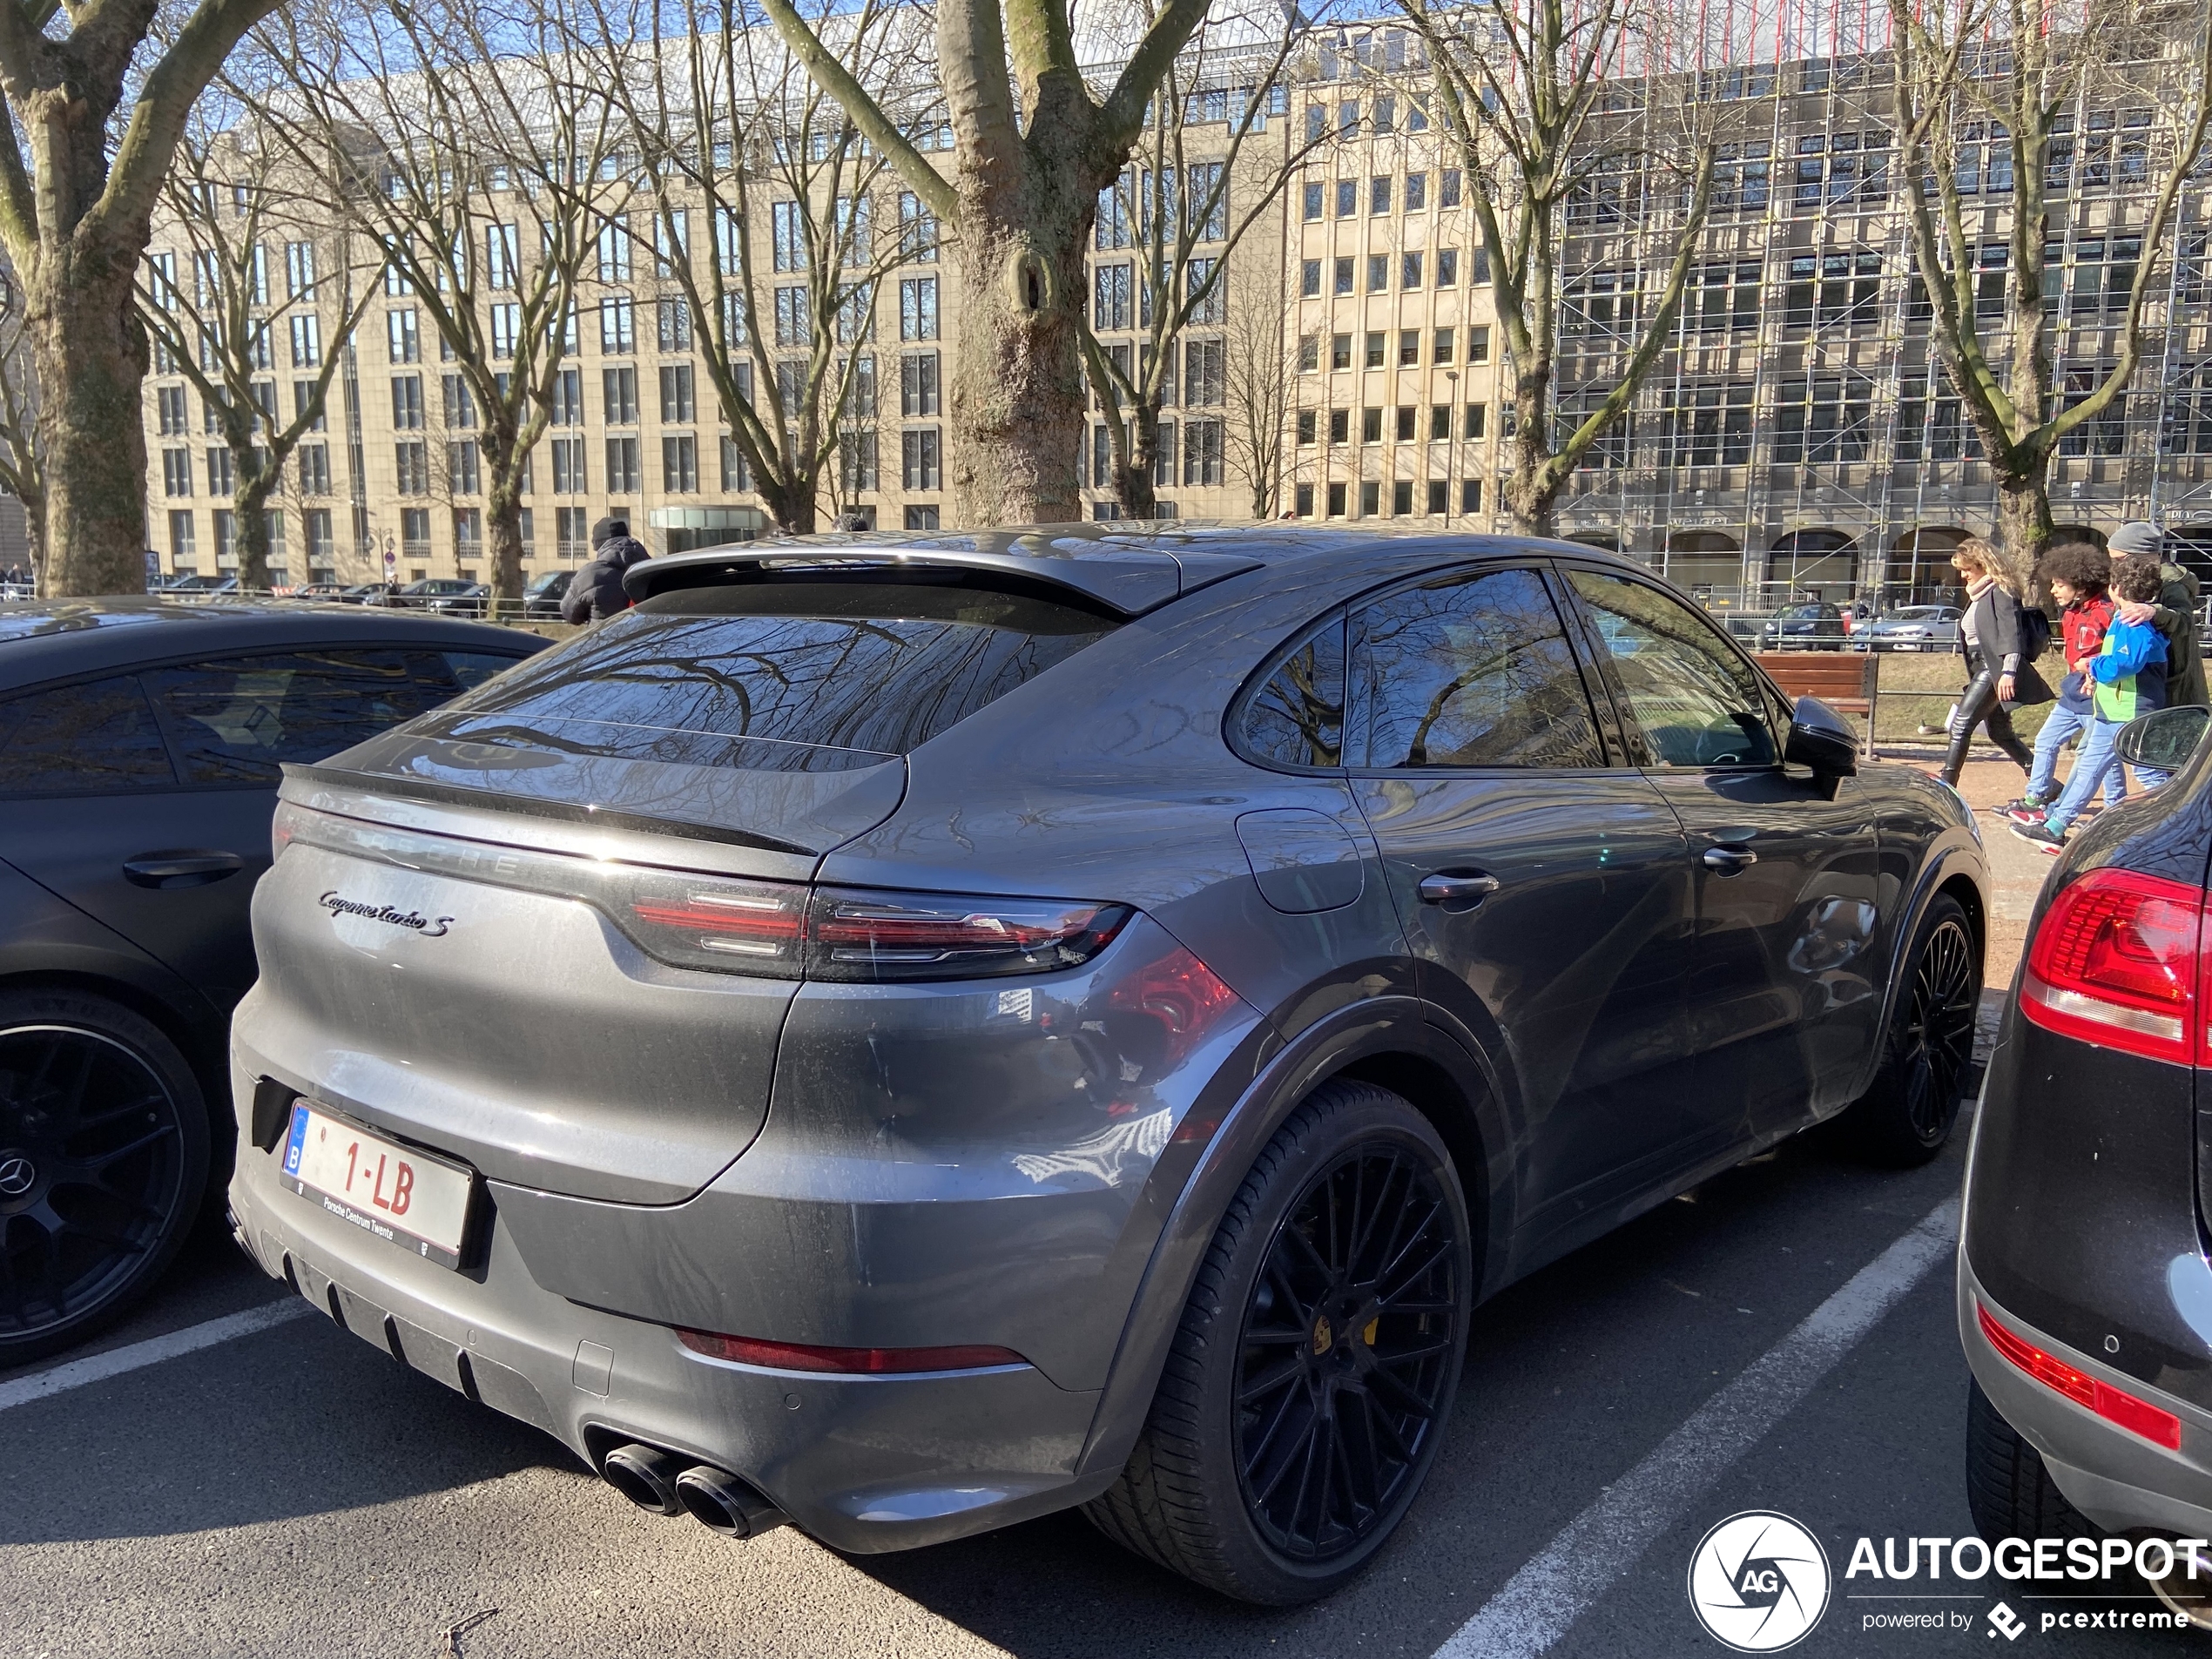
[226,526,1988,1602]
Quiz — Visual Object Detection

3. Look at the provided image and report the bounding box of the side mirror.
[2116,705,2210,772]
[1784,696,1859,778]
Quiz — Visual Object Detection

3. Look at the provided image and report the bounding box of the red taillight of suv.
[1977,1303,2183,1450]
[2020,867,2208,1066]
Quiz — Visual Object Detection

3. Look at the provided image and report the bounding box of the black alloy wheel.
[1900,915,1979,1141]
[0,990,209,1365]
[1844,894,1981,1165]
[1085,1081,1472,1603]
[1236,1144,1460,1561]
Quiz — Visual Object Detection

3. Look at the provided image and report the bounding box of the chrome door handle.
[1702,846,1758,876]
[1419,872,1501,907]
[123,851,246,889]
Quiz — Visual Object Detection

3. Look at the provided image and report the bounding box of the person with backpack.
[2107,521,2207,711]
[1938,538,2052,787]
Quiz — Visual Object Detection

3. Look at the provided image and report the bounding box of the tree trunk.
[486,465,525,618]
[947,195,1091,528]
[757,471,819,535]
[22,489,46,590]
[1110,401,1160,519]
[35,258,150,596]
[1993,468,2056,597]
[233,471,277,589]
[1500,361,1561,538]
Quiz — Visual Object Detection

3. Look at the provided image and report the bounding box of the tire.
[1966,1375,2101,1542]
[1083,1080,1473,1604]
[0,988,211,1366]
[1841,894,1979,1165]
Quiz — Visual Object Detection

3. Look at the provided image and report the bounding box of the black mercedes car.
[1960,701,2212,1626]
[0,600,544,1362]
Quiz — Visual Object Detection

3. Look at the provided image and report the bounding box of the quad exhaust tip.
[600,1441,789,1539]
[674,1464,789,1539]
[600,1443,687,1516]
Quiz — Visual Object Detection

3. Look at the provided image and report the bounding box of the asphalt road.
[3,1013,2195,1659]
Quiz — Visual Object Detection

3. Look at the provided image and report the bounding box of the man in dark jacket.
[2109,521,2207,709]
[559,516,651,624]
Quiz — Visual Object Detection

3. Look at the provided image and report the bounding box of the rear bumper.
[1959,1259,2212,1538]
[227,1138,1109,1553]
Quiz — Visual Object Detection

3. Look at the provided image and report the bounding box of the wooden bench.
[1752,651,1879,756]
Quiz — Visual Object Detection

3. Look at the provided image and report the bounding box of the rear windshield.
[433,579,1119,761]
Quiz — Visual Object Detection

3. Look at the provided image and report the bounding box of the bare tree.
[258,0,636,609]
[0,262,44,573]
[138,117,380,588]
[1396,0,1718,536]
[1889,0,2212,584]
[759,0,1217,527]
[1080,5,1318,520]
[598,0,929,533]
[1218,249,1291,517]
[0,0,289,593]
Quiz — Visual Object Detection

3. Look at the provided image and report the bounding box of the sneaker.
[2010,819,2067,853]
[1999,799,2049,826]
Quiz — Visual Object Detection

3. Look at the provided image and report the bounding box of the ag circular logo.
[1687,1510,1831,1651]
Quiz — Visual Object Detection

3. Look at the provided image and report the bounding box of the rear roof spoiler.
[624,532,1264,618]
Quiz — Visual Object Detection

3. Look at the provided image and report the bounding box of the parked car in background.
[1855,605,1962,653]
[388,578,482,612]
[523,570,572,619]
[340,583,405,606]
[286,583,349,603]
[0,601,544,1364]
[1757,600,1848,651]
[226,527,1986,1602]
[1960,701,2212,1629]
[165,574,240,596]
[424,582,491,617]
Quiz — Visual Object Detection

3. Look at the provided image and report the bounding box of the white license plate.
[280,1102,475,1269]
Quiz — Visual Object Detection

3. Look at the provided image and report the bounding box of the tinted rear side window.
[0,675,175,795]
[1238,612,1346,769]
[447,582,1118,759]
[142,649,500,785]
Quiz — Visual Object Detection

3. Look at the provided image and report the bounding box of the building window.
[773,285,810,347]
[157,386,187,435]
[297,442,330,496]
[167,509,196,569]
[1331,334,1351,370]
[899,276,940,341]
[1359,481,1379,516]
[1295,483,1313,516]
[305,508,334,570]
[663,433,698,492]
[1433,327,1454,363]
[551,368,583,426]
[1713,141,1773,214]
[556,506,589,557]
[1395,407,1417,442]
[1897,374,1979,461]
[394,442,428,495]
[1367,254,1388,293]
[212,509,235,564]
[1301,259,1321,298]
[721,435,752,492]
[904,504,941,530]
[1302,181,1323,220]
[1183,418,1223,485]
[401,506,430,557]
[1392,480,1413,515]
[1333,256,1354,296]
[1329,408,1349,444]
[659,362,695,422]
[1656,381,1756,466]
[161,448,192,496]
[1184,339,1224,407]
[604,366,638,424]
[1298,334,1319,373]
[772,200,806,272]
[605,436,640,493]
[600,296,635,354]
[840,427,878,492]
[899,192,939,262]
[1687,261,1762,334]
[1398,330,1420,367]
[1298,410,1317,446]
[387,307,419,364]
[901,427,941,490]
[900,351,941,415]
[1462,479,1482,514]
[448,439,481,495]
[1401,253,1423,290]
[658,299,691,353]
[1468,327,1490,364]
[597,219,632,282]
[1465,403,1487,440]
[1094,264,1132,331]
[206,447,235,496]
[1427,480,1447,514]
[1773,374,1875,462]
[1436,249,1458,287]
[454,508,482,559]
[1364,334,1385,369]
[1327,481,1346,516]
[1783,252,1881,330]
[1361,408,1382,443]
[1370,175,1391,214]
[442,374,476,429]
[289,314,320,368]
[546,435,586,494]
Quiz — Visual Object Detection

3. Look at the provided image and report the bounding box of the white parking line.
[1433,1196,1960,1659]
[0,1298,314,1413]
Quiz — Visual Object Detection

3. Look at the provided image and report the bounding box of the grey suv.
[225,527,1988,1602]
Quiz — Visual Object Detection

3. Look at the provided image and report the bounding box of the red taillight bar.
[1977,1302,2182,1450]
[2020,867,2208,1067]
[675,1329,1028,1374]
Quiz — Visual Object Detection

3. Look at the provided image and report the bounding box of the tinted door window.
[1565,570,1777,767]
[0,676,175,796]
[142,649,496,785]
[1237,612,1345,768]
[1349,567,1602,768]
